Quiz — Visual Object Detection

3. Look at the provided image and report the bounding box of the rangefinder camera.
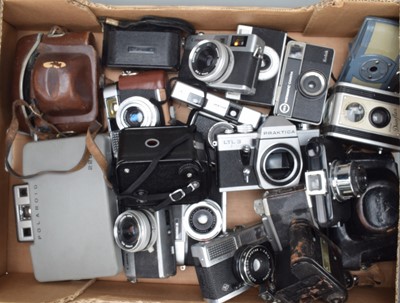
[103,70,169,156]
[274,40,335,125]
[323,82,400,151]
[114,207,176,281]
[338,17,399,92]
[179,33,265,95]
[191,222,274,303]
[217,116,304,192]
[171,81,264,130]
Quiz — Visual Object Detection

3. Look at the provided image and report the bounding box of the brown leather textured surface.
[12,31,100,134]
[118,70,168,90]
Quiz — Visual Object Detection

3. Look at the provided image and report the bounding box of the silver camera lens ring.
[113,209,157,253]
[188,39,235,84]
[330,160,368,202]
[258,46,280,81]
[260,144,301,186]
[183,199,223,241]
[116,96,160,129]
[298,70,326,97]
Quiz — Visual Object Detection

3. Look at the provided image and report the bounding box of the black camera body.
[274,40,335,125]
[115,126,209,208]
[114,207,176,281]
[191,222,274,303]
[179,33,265,95]
[328,151,399,269]
[260,220,349,303]
[103,71,168,156]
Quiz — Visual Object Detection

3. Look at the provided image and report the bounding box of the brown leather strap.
[5,99,111,187]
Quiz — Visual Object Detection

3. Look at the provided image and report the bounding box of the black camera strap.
[120,132,194,196]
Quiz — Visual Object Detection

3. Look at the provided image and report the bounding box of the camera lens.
[345,102,365,122]
[183,199,223,241]
[369,107,391,128]
[114,210,157,252]
[260,145,301,186]
[330,160,368,202]
[298,71,326,97]
[189,40,234,84]
[234,244,274,286]
[116,96,160,129]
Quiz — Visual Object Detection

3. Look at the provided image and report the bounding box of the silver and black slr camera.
[217,116,304,192]
[274,40,335,125]
[191,222,274,303]
[103,70,169,156]
[304,136,369,228]
[113,207,176,281]
[179,33,265,95]
[323,82,400,151]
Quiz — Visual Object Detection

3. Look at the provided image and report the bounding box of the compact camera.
[103,70,169,156]
[191,222,274,303]
[259,220,349,303]
[226,25,287,107]
[323,82,400,151]
[171,81,264,130]
[274,40,335,125]
[328,151,399,270]
[254,186,316,252]
[114,207,176,281]
[304,136,369,228]
[172,199,224,266]
[179,33,265,95]
[338,17,399,92]
[115,125,209,209]
[217,116,304,192]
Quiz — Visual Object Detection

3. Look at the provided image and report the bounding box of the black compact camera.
[179,33,265,95]
[304,136,369,228]
[115,125,210,209]
[260,220,349,303]
[274,40,335,125]
[191,222,274,303]
[113,207,176,281]
[103,70,169,156]
[217,116,306,192]
[327,151,399,270]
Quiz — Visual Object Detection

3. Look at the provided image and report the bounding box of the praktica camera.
[191,222,274,303]
[179,33,265,95]
[274,40,335,124]
[103,70,169,156]
[113,207,176,281]
[323,82,400,151]
[217,116,304,192]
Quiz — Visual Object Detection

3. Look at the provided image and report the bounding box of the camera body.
[171,81,263,130]
[217,116,303,192]
[260,220,348,303]
[103,70,169,156]
[114,207,176,281]
[323,82,400,151]
[274,40,335,125]
[304,136,368,227]
[226,25,287,107]
[191,222,274,303]
[115,126,209,208]
[338,17,399,92]
[179,34,265,95]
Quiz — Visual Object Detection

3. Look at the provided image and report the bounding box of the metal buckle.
[169,189,186,202]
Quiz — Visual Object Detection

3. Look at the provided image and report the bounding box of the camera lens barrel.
[189,39,234,84]
[116,96,160,129]
[233,244,274,286]
[298,71,326,97]
[183,199,223,241]
[113,210,157,252]
[330,160,368,201]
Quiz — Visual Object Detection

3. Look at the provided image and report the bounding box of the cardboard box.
[0,0,398,302]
